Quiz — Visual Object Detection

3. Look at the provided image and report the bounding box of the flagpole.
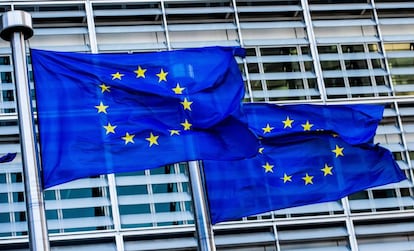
[188,160,216,251]
[0,11,50,251]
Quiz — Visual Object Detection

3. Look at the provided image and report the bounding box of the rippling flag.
[204,133,406,224]
[203,103,406,224]
[31,47,258,189]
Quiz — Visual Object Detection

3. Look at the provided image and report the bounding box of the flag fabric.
[204,133,406,224]
[0,153,16,163]
[244,103,384,144]
[31,47,258,189]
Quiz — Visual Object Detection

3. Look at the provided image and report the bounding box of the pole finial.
[0,10,33,41]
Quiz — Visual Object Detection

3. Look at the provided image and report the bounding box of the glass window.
[388,58,414,68]
[152,183,177,194]
[245,48,256,57]
[345,60,368,70]
[10,173,22,183]
[117,185,147,196]
[12,192,24,203]
[154,202,177,213]
[368,43,379,52]
[349,77,371,86]
[249,80,263,91]
[304,61,314,71]
[0,56,10,65]
[46,210,58,220]
[0,193,7,203]
[0,213,10,223]
[342,44,364,53]
[371,59,383,69]
[392,75,414,85]
[375,76,387,86]
[301,46,311,55]
[349,190,369,200]
[384,43,414,52]
[14,212,26,222]
[263,62,300,73]
[321,61,341,71]
[307,78,317,89]
[261,47,298,56]
[2,90,14,102]
[401,188,412,197]
[4,108,16,113]
[324,78,345,88]
[247,63,260,73]
[119,204,151,215]
[266,79,303,90]
[150,166,171,175]
[318,45,338,54]
[1,72,12,83]
[372,189,396,199]
[62,208,96,218]
[60,188,94,199]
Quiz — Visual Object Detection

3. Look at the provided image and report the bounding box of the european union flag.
[204,133,406,224]
[31,47,258,189]
[0,153,16,163]
[245,103,384,144]
[203,103,406,224]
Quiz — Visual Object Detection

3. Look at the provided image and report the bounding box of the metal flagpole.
[0,11,50,251]
[188,160,216,251]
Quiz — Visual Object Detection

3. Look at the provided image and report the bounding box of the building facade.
[0,0,414,250]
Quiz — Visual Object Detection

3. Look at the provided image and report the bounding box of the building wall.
[0,0,414,250]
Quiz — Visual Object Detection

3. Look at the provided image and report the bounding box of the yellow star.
[169,129,181,136]
[145,132,159,147]
[172,83,185,94]
[301,120,314,131]
[332,145,344,157]
[111,72,124,80]
[262,123,274,134]
[99,83,110,93]
[302,173,314,185]
[122,132,135,144]
[281,173,292,183]
[156,68,168,82]
[103,122,117,134]
[262,162,274,173]
[95,102,109,114]
[134,66,147,78]
[321,164,333,176]
[181,119,192,130]
[180,98,193,111]
[282,116,294,128]
[258,147,264,154]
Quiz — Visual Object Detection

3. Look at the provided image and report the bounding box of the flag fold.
[244,103,384,144]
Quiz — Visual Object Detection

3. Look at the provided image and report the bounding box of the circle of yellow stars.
[259,143,342,186]
[258,113,342,186]
[95,66,194,147]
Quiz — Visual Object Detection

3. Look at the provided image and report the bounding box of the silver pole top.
[0,10,33,41]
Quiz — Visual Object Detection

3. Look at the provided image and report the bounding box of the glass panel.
[321,61,341,70]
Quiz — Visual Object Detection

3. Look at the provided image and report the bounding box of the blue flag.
[204,133,406,224]
[245,103,384,144]
[31,47,258,189]
[0,153,16,163]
